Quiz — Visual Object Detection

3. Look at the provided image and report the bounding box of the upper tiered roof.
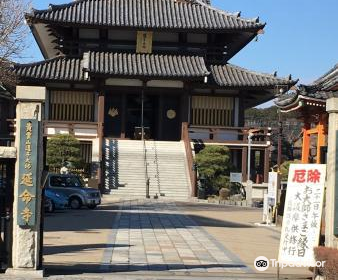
[26,0,264,31]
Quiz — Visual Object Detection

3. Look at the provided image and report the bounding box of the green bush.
[280,159,301,181]
[195,145,232,196]
[47,134,84,170]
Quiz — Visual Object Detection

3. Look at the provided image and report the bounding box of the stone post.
[6,86,45,277]
[325,97,338,248]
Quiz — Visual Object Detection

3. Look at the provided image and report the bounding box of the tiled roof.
[15,52,209,81]
[210,64,296,87]
[275,63,338,108]
[15,53,298,90]
[83,51,209,78]
[14,57,87,81]
[0,84,14,100]
[26,0,264,31]
[313,63,338,91]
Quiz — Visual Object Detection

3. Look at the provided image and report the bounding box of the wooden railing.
[181,122,197,197]
[188,125,270,144]
[43,121,99,138]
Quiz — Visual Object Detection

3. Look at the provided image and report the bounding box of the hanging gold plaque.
[136,31,153,54]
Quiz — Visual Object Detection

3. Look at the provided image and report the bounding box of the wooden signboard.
[17,119,39,226]
[136,31,153,54]
[278,164,326,267]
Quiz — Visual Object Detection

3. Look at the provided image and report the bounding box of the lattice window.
[80,141,92,164]
[50,91,94,122]
[191,96,234,126]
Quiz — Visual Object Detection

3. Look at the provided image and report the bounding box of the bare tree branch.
[0,0,31,86]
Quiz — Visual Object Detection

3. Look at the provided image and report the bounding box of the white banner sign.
[278,164,326,267]
[268,172,278,207]
[230,172,242,183]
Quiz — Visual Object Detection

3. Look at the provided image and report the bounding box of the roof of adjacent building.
[26,0,264,31]
[275,63,338,109]
[312,63,338,91]
[210,64,297,88]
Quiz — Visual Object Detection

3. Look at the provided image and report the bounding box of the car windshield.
[50,176,84,188]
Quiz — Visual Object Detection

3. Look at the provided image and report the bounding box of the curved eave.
[275,94,327,113]
[25,16,265,33]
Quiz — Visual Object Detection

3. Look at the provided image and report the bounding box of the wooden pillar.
[98,93,105,159]
[301,122,311,163]
[264,148,270,183]
[242,147,248,182]
[121,94,126,139]
[158,95,164,140]
[238,95,245,127]
[181,91,190,140]
[97,93,105,187]
[316,115,326,164]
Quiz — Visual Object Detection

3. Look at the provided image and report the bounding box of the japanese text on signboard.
[278,164,326,267]
[17,119,39,226]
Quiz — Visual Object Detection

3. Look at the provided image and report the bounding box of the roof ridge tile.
[27,0,265,30]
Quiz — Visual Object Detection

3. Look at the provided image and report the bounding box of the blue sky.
[24,0,337,91]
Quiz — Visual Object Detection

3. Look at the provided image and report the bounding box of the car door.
[48,175,73,197]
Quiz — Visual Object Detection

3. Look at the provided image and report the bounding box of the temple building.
[275,64,338,164]
[14,0,297,198]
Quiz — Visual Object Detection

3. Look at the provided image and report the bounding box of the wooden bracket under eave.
[257,29,265,34]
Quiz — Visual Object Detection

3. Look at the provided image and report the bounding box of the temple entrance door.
[126,94,158,140]
[159,95,181,141]
[0,159,14,270]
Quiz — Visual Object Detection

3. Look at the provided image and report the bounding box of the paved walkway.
[101,199,250,274]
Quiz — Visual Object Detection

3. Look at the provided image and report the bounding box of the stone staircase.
[103,139,191,200]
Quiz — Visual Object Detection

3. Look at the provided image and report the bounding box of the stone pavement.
[101,199,251,274]
[0,198,310,279]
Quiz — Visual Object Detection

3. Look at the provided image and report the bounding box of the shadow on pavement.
[44,263,247,275]
[44,203,253,232]
[44,243,131,255]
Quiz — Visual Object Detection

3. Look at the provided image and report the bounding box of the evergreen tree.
[46,134,83,169]
[195,145,232,195]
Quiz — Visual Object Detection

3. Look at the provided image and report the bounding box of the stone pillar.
[6,86,45,277]
[325,97,338,248]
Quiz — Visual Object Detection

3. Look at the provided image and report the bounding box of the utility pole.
[246,132,254,206]
[275,86,285,223]
[277,107,283,171]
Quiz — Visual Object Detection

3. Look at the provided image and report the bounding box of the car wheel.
[69,197,82,209]
[87,204,97,209]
